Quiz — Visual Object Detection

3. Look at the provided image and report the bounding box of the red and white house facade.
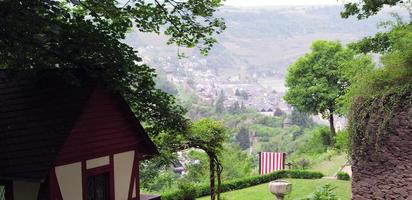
[0,72,159,200]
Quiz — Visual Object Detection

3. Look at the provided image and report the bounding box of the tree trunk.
[329,113,336,146]
[210,156,216,200]
[216,158,222,200]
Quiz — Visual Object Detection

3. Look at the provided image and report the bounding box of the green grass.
[197,178,351,200]
[310,154,347,176]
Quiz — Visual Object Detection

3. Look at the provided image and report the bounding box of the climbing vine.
[346,21,412,158]
[348,83,412,157]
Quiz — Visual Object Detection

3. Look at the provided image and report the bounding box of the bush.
[296,158,310,170]
[304,184,338,200]
[177,181,197,200]
[335,130,349,152]
[295,126,332,155]
[161,170,324,200]
[162,181,197,200]
[337,172,350,180]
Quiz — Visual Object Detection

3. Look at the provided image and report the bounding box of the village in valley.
[0,1,411,200]
[142,53,290,113]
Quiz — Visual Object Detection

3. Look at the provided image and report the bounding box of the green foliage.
[235,127,250,150]
[308,153,348,177]
[341,0,406,19]
[188,118,227,154]
[185,145,254,184]
[336,172,350,181]
[234,90,249,100]
[285,40,347,115]
[185,150,210,183]
[348,32,392,54]
[290,110,314,128]
[162,170,324,200]
[335,130,349,152]
[186,118,227,200]
[228,101,242,114]
[251,124,323,157]
[347,23,412,156]
[215,90,225,113]
[176,181,197,200]
[149,171,178,192]
[255,116,284,128]
[156,74,178,96]
[220,145,254,179]
[284,40,374,137]
[304,184,338,200]
[0,0,225,158]
[295,158,311,170]
[140,159,164,191]
[295,126,333,155]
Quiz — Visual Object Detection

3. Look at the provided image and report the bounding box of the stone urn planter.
[268,180,292,200]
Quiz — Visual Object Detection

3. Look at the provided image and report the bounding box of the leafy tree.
[221,145,253,178]
[235,88,241,96]
[228,101,241,114]
[240,101,247,112]
[215,90,225,113]
[284,40,374,141]
[186,119,226,200]
[239,90,249,100]
[341,0,405,19]
[235,127,250,150]
[290,109,313,128]
[0,0,225,154]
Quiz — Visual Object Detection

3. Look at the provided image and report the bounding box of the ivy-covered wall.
[350,87,412,199]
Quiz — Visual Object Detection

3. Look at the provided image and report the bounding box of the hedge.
[336,172,350,181]
[162,170,324,200]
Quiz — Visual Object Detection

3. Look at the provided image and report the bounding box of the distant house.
[0,71,159,200]
[259,108,274,117]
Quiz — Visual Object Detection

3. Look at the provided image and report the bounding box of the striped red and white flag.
[259,152,285,175]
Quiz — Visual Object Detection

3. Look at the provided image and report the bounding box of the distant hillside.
[125,5,394,91]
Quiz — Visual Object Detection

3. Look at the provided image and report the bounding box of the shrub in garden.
[335,130,349,152]
[296,158,310,169]
[337,172,350,180]
[177,181,197,200]
[304,184,338,200]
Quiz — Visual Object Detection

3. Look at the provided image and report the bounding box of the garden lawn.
[310,154,348,176]
[197,178,351,200]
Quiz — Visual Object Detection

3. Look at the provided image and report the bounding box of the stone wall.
[351,106,412,199]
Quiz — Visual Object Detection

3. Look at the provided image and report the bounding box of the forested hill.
[125,5,392,89]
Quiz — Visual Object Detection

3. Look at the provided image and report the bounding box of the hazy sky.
[225,0,348,6]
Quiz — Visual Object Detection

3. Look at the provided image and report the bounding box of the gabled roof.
[0,70,157,181]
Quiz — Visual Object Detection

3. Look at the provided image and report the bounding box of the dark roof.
[0,71,157,181]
